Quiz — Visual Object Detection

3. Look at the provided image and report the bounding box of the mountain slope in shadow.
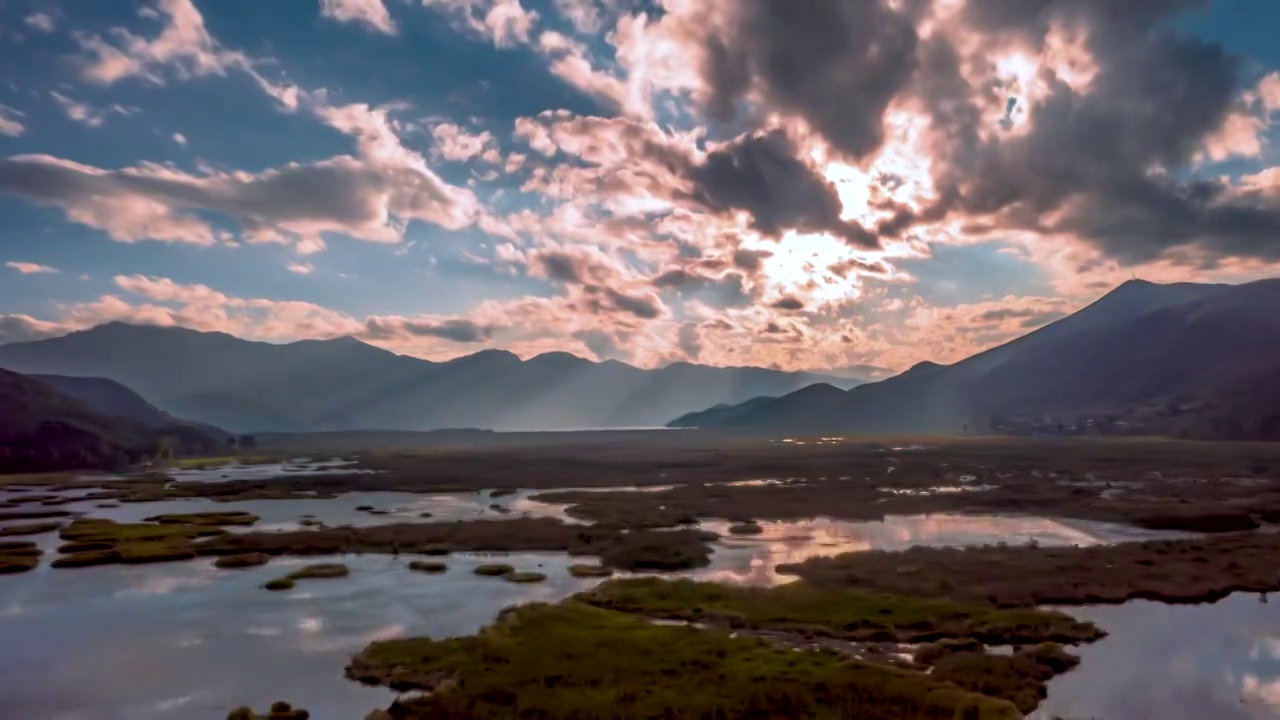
[671,279,1276,438]
[0,323,864,432]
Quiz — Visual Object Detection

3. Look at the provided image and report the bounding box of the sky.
[1,0,1279,376]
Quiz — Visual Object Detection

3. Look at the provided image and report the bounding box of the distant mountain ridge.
[0,323,865,432]
[0,369,226,473]
[670,279,1280,440]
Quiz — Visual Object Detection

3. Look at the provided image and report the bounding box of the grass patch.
[576,578,1102,644]
[263,577,295,591]
[346,602,1020,719]
[568,564,613,578]
[144,511,259,527]
[0,521,62,537]
[214,552,271,569]
[728,521,764,535]
[778,531,1280,606]
[474,563,514,577]
[288,563,349,579]
[60,518,226,543]
[0,554,38,573]
[0,541,41,573]
[408,560,447,573]
[929,644,1081,714]
[504,571,547,583]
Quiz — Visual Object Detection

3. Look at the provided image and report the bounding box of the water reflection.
[1034,594,1280,720]
[690,514,1171,587]
[0,552,604,720]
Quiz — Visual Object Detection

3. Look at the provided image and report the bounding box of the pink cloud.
[320,0,397,34]
[6,261,58,275]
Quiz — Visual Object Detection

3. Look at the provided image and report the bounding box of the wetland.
[4,435,1280,718]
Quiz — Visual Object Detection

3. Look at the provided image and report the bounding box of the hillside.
[0,369,225,473]
[0,323,863,432]
[671,279,1280,439]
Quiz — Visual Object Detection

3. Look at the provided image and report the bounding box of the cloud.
[431,123,499,162]
[320,0,397,34]
[50,91,135,128]
[551,0,602,34]
[0,105,24,137]
[172,132,187,145]
[5,261,59,275]
[0,315,68,345]
[75,0,250,85]
[24,13,56,33]
[700,0,921,160]
[689,131,877,247]
[363,317,493,342]
[0,137,478,251]
[420,0,538,49]
[287,262,314,274]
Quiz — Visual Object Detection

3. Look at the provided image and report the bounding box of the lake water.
[1034,594,1280,720]
[0,469,1238,719]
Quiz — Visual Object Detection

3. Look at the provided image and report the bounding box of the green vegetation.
[225,700,309,719]
[0,540,41,573]
[779,531,1280,606]
[346,602,1020,719]
[263,562,351,590]
[727,521,764,535]
[408,560,447,573]
[0,521,62,537]
[60,518,225,543]
[567,563,613,577]
[0,554,38,573]
[504,571,547,583]
[49,518,229,569]
[577,578,1102,644]
[288,563,349,579]
[474,563,514,577]
[214,552,271,569]
[928,644,1081,714]
[144,511,259,527]
[263,577,295,591]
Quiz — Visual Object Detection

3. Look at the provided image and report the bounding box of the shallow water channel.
[0,466,1266,719]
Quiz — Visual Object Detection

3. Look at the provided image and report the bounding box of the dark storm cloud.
[703,0,921,160]
[692,0,1280,265]
[362,318,493,343]
[771,296,805,311]
[687,131,878,247]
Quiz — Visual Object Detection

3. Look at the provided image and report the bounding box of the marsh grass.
[0,521,62,537]
[346,602,1020,719]
[779,532,1280,606]
[577,578,1102,644]
[0,541,40,573]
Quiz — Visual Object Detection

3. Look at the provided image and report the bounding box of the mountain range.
[0,323,864,433]
[670,279,1280,440]
[0,369,226,473]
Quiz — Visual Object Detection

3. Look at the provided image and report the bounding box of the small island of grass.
[504,571,547,583]
[408,560,447,573]
[346,602,1020,719]
[568,564,613,578]
[214,552,271,569]
[473,563,514,577]
[262,562,351,590]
